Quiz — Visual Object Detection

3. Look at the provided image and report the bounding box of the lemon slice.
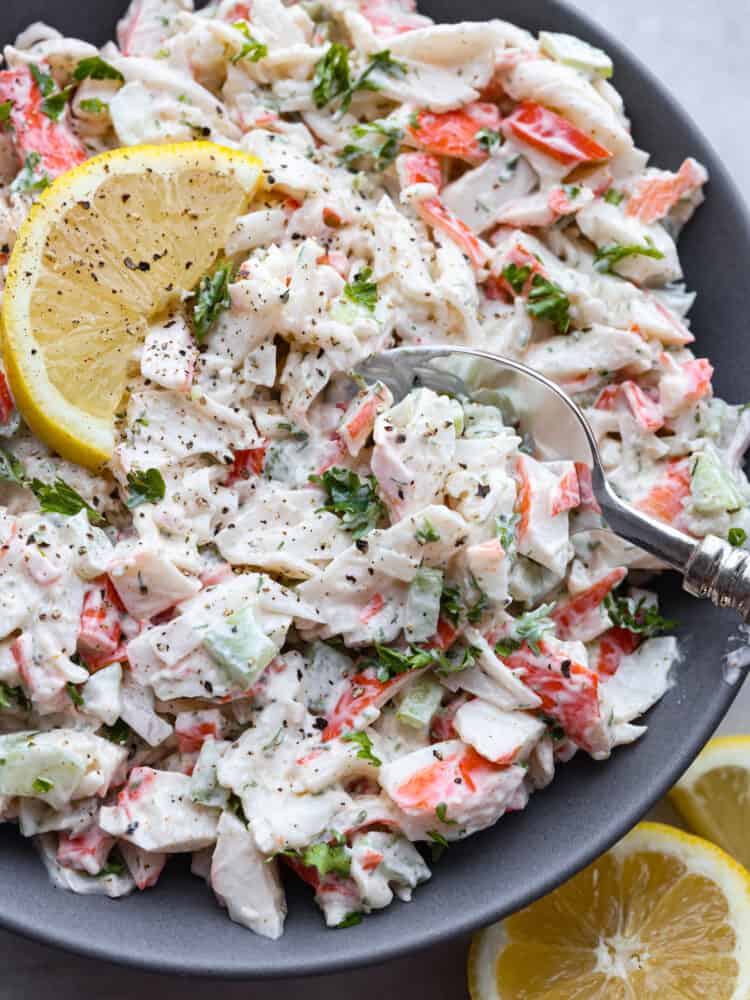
[1,142,262,468]
[468,821,750,1000]
[670,735,750,869]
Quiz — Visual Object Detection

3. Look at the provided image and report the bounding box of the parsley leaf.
[476,127,502,151]
[312,43,351,108]
[0,100,13,129]
[339,120,404,171]
[73,56,125,82]
[126,468,166,508]
[192,260,233,343]
[594,238,665,275]
[343,266,378,311]
[603,188,624,206]
[466,588,489,625]
[367,643,434,682]
[313,46,406,115]
[66,682,84,707]
[29,477,105,524]
[30,63,55,97]
[336,912,363,929]
[426,829,448,861]
[341,730,382,766]
[526,274,571,334]
[101,718,131,744]
[431,644,478,676]
[11,151,51,195]
[310,466,385,538]
[729,527,747,547]
[230,21,268,63]
[32,776,54,794]
[415,518,440,545]
[501,262,532,294]
[41,86,74,122]
[0,447,25,486]
[495,604,556,657]
[603,593,676,637]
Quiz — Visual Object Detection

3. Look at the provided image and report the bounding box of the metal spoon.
[355,345,750,620]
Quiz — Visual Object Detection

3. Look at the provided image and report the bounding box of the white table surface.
[2,1,749,996]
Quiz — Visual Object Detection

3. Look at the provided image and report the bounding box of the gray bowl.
[1,0,748,979]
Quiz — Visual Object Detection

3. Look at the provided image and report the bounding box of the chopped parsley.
[29,477,105,524]
[431,644,478,676]
[11,151,51,195]
[594,238,665,275]
[562,184,581,199]
[415,518,440,545]
[475,127,502,152]
[79,98,108,114]
[0,100,13,128]
[729,527,747,547]
[367,643,435,682]
[31,776,54,794]
[30,63,55,97]
[310,466,385,538]
[495,604,556,657]
[230,21,268,63]
[285,839,352,879]
[98,850,126,878]
[426,829,448,862]
[339,120,404,171]
[341,730,382,766]
[526,274,571,334]
[101,718,132,744]
[603,593,676,637]
[495,512,520,550]
[466,588,489,625]
[603,188,625,206]
[0,447,24,486]
[0,682,29,711]
[502,262,531,294]
[439,584,463,627]
[73,56,125,82]
[192,260,233,343]
[66,682,84,707]
[312,45,406,115]
[336,912,363,929]
[41,86,74,122]
[435,802,457,825]
[126,468,166,508]
[343,266,378,311]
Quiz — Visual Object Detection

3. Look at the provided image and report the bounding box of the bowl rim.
[0,0,748,979]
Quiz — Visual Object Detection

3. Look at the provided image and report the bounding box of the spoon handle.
[683,536,750,619]
[596,480,750,619]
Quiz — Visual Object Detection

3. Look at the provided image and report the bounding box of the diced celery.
[539,31,613,79]
[404,567,443,643]
[690,451,743,515]
[202,606,277,685]
[303,641,354,715]
[396,673,444,729]
[462,402,506,439]
[0,731,84,806]
[190,737,229,809]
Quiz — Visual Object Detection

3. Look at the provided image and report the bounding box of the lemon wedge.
[670,734,750,869]
[468,821,750,1000]
[1,142,262,468]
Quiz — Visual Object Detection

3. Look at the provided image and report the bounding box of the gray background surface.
[2,1,749,996]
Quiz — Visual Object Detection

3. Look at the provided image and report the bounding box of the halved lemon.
[670,735,750,869]
[1,142,262,468]
[468,821,750,1000]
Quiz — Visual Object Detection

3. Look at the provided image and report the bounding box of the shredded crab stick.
[0,65,87,178]
[397,152,488,269]
[407,103,503,163]
[0,0,737,939]
[502,101,613,167]
[627,158,709,224]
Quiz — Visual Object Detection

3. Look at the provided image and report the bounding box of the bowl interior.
[0,0,747,978]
